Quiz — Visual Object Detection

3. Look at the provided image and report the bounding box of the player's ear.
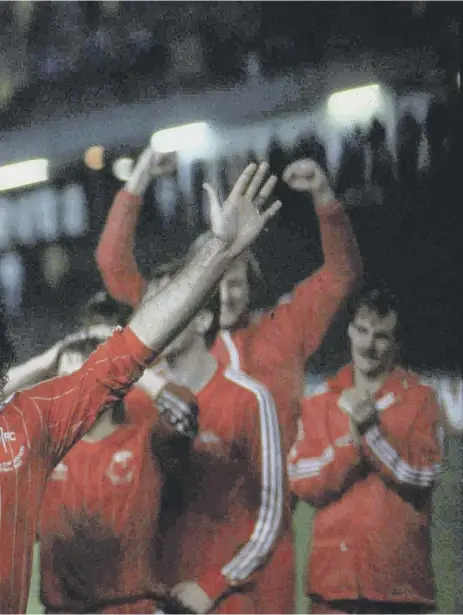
[196,309,214,335]
[347,322,355,342]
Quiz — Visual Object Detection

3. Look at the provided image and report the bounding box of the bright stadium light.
[151,122,210,154]
[0,158,49,192]
[112,157,134,182]
[327,84,384,126]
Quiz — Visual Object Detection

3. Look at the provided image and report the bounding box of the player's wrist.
[313,187,337,210]
[197,235,235,271]
[125,147,155,196]
[124,172,150,196]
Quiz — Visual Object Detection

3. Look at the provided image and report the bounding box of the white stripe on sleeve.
[221,368,283,583]
[365,425,442,487]
[287,444,335,481]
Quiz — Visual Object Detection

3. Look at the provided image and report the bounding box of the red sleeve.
[124,386,159,426]
[95,189,148,308]
[361,388,443,490]
[258,200,363,362]
[288,394,362,505]
[197,374,284,601]
[23,327,154,469]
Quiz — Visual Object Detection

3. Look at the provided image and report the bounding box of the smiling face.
[348,305,398,378]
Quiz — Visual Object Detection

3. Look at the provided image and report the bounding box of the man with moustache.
[288,287,442,614]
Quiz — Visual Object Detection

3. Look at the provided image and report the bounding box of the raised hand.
[283,159,335,207]
[203,162,281,258]
[125,147,175,196]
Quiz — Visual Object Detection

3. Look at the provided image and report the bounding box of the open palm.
[203,162,281,258]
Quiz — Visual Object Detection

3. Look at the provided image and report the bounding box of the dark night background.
[0,1,460,370]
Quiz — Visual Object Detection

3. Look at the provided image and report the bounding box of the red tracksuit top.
[0,327,154,613]
[95,190,362,467]
[159,363,284,604]
[288,365,443,606]
[38,387,169,614]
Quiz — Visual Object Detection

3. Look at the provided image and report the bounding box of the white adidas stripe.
[221,367,283,583]
[287,444,335,481]
[365,425,442,487]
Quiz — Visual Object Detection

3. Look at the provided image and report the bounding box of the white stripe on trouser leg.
[365,425,442,487]
[221,368,283,583]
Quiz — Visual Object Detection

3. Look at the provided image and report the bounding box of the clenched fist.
[157,381,199,438]
[283,159,335,207]
[338,387,377,431]
[125,147,176,196]
[137,370,199,437]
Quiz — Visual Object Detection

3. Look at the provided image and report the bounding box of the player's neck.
[353,364,395,397]
[167,339,218,394]
[83,409,120,442]
[225,309,254,333]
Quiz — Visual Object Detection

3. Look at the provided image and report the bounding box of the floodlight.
[151,122,210,154]
[0,159,49,192]
[327,84,384,125]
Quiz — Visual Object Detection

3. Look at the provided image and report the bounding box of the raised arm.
[3,345,61,400]
[2,327,111,400]
[95,148,175,307]
[129,163,281,353]
[24,163,281,467]
[258,159,363,361]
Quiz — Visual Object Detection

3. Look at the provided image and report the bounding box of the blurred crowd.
[3,91,459,377]
[0,2,459,124]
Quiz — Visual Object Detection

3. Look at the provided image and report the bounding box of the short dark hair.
[79,291,132,328]
[349,285,400,333]
[354,286,399,317]
[0,299,16,395]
